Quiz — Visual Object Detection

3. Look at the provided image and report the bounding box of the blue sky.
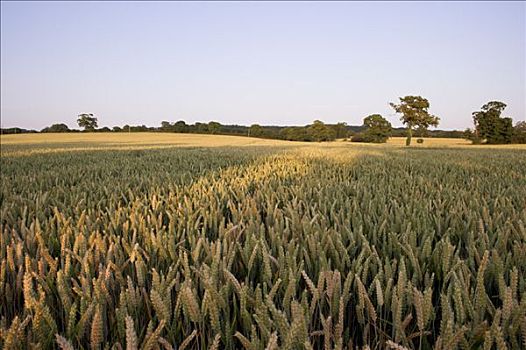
[1,1,524,130]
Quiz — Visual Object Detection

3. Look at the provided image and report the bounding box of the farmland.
[1,133,525,349]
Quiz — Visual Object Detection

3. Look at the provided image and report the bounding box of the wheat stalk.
[125,315,138,350]
[178,329,197,350]
[181,286,201,323]
[55,334,75,350]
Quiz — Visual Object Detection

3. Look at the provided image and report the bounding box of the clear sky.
[1,1,524,130]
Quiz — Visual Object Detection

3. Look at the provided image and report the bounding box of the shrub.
[350,133,370,142]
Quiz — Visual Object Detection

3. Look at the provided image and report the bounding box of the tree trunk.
[406,126,412,146]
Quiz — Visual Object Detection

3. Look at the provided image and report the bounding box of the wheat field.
[1,133,525,349]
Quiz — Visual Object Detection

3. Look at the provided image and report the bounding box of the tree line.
[2,96,524,145]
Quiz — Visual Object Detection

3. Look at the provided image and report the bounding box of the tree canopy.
[332,122,349,139]
[208,121,221,134]
[390,96,439,146]
[41,123,70,133]
[472,101,513,144]
[77,114,98,131]
[362,114,392,143]
[308,120,337,142]
[249,124,264,137]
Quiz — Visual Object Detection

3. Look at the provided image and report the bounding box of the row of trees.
[374,97,525,145]
[276,121,348,141]
[344,97,524,145]
[10,97,524,145]
[269,96,440,145]
[161,120,348,142]
[39,96,442,146]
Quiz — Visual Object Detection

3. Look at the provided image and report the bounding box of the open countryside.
[1,1,525,350]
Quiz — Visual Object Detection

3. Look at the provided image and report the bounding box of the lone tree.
[77,113,98,131]
[363,114,392,143]
[472,101,513,144]
[390,96,439,146]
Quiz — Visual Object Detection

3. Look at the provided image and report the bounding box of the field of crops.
[1,134,525,349]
